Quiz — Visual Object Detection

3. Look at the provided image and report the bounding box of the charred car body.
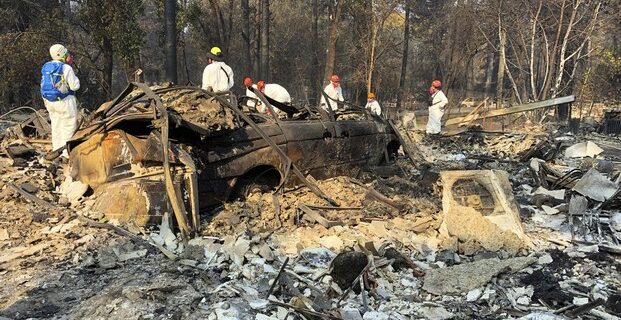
[67,83,399,237]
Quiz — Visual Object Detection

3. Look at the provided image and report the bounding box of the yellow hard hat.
[208,46,224,61]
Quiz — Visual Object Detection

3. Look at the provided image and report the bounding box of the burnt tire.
[232,167,281,200]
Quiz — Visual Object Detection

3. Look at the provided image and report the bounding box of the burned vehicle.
[67,83,399,237]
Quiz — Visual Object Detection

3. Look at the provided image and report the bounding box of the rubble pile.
[159,88,239,131]
[1,108,621,319]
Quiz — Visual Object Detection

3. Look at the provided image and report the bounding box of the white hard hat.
[49,44,68,61]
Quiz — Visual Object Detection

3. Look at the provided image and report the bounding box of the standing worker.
[365,92,382,116]
[201,47,234,92]
[40,44,80,160]
[320,74,344,111]
[426,80,448,135]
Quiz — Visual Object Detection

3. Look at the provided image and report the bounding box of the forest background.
[1,0,619,113]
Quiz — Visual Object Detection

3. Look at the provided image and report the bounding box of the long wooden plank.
[445,95,575,126]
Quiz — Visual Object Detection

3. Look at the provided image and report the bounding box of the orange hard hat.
[330,74,340,82]
[367,92,375,99]
[257,80,266,91]
[243,76,253,87]
[431,80,442,89]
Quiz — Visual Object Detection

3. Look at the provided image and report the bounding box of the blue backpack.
[41,61,74,101]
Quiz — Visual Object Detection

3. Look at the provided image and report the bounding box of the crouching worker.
[40,44,80,160]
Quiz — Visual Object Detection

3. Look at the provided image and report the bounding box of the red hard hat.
[330,74,340,82]
[257,80,266,91]
[243,76,253,87]
[431,80,442,89]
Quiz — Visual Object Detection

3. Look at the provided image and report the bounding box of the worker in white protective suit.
[365,92,382,116]
[201,47,234,92]
[255,80,292,115]
[426,79,448,135]
[320,74,344,112]
[40,44,80,160]
[243,76,259,110]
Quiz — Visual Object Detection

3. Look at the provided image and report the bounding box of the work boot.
[44,148,64,161]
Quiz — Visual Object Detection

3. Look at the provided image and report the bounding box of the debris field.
[1,93,621,320]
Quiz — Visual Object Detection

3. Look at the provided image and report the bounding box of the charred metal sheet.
[92,178,172,225]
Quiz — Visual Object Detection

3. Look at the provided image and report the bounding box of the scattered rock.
[466,288,482,302]
[417,306,455,320]
[538,254,553,265]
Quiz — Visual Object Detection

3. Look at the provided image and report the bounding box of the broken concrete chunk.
[340,307,363,320]
[158,212,178,252]
[422,256,536,295]
[319,235,344,252]
[258,244,275,262]
[362,311,390,320]
[417,306,455,320]
[564,141,603,158]
[59,176,89,203]
[610,212,621,232]
[466,288,483,302]
[573,297,589,306]
[538,254,553,265]
[117,249,148,262]
[0,242,52,264]
[534,187,566,200]
[518,312,566,320]
[223,235,251,267]
[541,205,560,215]
[0,228,8,241]
[572,169,618,202]
[439,170,530,254]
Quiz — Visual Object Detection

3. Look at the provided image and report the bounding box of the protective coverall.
[201,61,234,92]
[320,84,343,111]
[245,84,258,109]
[257,83,291,114]
[43,63,80,155]
[426,90,448,134]
[365,100,382,116]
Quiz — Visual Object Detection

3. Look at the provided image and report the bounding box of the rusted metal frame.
[205,89,339,206]
[175,145,201,233]
[133,83,192,241]
[102,84,140,118]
